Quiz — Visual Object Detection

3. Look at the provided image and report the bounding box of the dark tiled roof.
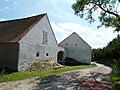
[0,14,46,43]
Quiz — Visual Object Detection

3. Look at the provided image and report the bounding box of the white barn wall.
[18,15,59,70]
[59,33,91,64]
[58,46,65,62]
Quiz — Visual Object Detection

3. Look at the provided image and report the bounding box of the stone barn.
[0,14,64,71]
[59,32,91,64]
[0,13,91,72]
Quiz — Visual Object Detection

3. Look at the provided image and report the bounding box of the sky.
[0,0,119,48]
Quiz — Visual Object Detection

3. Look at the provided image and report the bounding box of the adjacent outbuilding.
[59,32,91,64]
[0,14,91,72]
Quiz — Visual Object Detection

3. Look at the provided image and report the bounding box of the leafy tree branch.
[72,0,120,31]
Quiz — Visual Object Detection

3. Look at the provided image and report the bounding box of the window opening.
[36,53,39,57]
[43,31,48,45]
[46,53,49,56]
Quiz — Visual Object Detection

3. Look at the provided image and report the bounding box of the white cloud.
[19,13,38,19]
[51,22,119,48]
[118,5,120,14]
[5,7,10,10]
[13,2,18,5]
[58,23,89,32]
[0,18,6,21]
[51,22,65,32]
[31,13,38,16]
[0,7,10,12]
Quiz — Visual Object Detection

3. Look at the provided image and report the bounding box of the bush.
[111,62,120,90]
[112,81,120,90]
[111,62,120,77]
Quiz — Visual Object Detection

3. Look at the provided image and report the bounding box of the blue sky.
[0,0,119,48]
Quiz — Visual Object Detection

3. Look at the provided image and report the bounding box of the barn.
[59,32,91,64]
[0,14,64,71]
[0,14,91,72]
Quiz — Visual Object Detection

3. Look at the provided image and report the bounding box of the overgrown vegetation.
[92,34,120,63]
[92,35,120,90]
[111,63,120,90]
[0,60,94,83]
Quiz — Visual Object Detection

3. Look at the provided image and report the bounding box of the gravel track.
[0,63,112,90]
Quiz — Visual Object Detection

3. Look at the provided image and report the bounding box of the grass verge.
[111,63,120,90]
[0,65,94,83]
[51,65,93,75]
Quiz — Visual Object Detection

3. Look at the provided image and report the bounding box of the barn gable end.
[18,14,59,70]
[59,32,91,64]
[0,14,62,71]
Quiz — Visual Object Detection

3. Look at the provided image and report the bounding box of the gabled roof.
[59,32,91,48]
[0,13,46,43]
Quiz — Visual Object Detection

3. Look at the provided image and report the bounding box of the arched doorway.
[57,51,64,64]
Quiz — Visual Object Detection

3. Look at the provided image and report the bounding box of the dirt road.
[0,63,112,90]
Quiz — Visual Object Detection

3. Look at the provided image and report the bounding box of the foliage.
[0,65,94,83]
[111,63,120,90]
[72,0,120,31]
[92,34,120,62]
[92,35,120,90]
[112,81,120,90]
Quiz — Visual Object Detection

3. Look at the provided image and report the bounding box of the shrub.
[111,62,120,90]
[112,81,120,90]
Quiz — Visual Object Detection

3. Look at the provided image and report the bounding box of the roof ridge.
[0,13,46,42]
[0,13,46,23]
[59,32,91,48]
[73,32,91,48]
[59,32,75,45]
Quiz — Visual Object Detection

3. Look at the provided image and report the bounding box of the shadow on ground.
[33,71,111,90]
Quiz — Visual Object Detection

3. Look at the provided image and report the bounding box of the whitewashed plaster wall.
[18,15,60,70]
[59,33,91,64]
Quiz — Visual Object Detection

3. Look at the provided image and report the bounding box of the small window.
[36,53,39,57]
[76,43,77,46]
[66,43,67,46]
[43,31,48,45]
[46,53,48,56]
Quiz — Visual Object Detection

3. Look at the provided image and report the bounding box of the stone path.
[0,63,112,90]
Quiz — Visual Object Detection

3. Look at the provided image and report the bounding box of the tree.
[72,0,120,31]
[92,35,120,63]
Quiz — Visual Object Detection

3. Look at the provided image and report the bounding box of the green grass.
[0,70,51,83]
[111,63,120,90]
[0,65,94,83]
[112,76,120,82]
[112,79,120,90]
[51,65,93,75]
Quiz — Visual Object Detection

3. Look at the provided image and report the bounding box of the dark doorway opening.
[57,51,64,64]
